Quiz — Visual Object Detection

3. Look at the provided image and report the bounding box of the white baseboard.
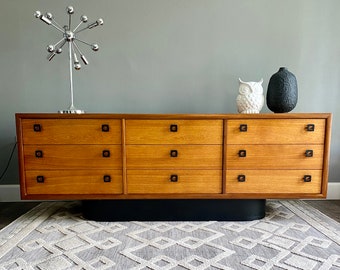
[327,182,340,199]
[0,185,21,202]
[1,183,340,202]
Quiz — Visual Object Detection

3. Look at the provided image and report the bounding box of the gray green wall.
[1,0,339,187]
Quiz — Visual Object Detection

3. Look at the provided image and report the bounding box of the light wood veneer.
[15,113,332,200]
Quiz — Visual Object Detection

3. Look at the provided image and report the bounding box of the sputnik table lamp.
[34,6,103,113]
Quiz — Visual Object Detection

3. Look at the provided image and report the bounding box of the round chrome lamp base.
[59,105,85,114]
[59,109,85,114]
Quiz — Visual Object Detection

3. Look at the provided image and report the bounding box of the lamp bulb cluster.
[34,6,103,70]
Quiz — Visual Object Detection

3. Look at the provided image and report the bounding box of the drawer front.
[127,170,222,194]
[24,145,122,169]
[226,119,325,144]
[226,170,322,194]
[21,119,122,144]
[126,145,222,169]
[25,170,123,195]
[126,120,223,144]
[226,144,324,169]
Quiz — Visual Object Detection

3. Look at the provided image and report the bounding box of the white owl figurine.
[236,78,264,114]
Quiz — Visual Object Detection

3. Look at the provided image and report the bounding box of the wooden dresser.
[16,113,332,201]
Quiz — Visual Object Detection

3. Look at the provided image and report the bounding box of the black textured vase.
[266,67,298,113]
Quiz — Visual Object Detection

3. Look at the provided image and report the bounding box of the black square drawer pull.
[239,124,247,132]
[306,124,315,132]
[170,174,178,182]
[103,175,111,182]
[36,175,45,183]
[238,150,247,157]
[303,175,312,182]
[35,150,43,158]
[305,150,313,157]
[33,124,41,132]
[170,124,178,132]
[102,150,110,157]
[238,175,246,182]
[170,150,178,157]
[102,124,110,132]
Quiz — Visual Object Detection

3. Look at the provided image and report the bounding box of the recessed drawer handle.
[239,124,247,132]
[170,150,178,157]
[33,124,42,132]
[36,175,45,183]
[238,150,247,157]
[103,175,111,182]
[303,175,312,182]
[102,124,110,132]
[306,124,315,132]
[170,174,178,182]
[238,175,246,182]
[102,150,110,157]
[305,150,313,157]
[35,150,43,158]
[170,124,178,132]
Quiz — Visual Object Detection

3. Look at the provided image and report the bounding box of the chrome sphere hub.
[64,30,75,41]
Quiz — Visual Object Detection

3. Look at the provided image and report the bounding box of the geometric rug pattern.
[0,200,339,269]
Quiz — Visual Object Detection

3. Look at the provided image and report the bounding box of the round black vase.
[266,67,298,113]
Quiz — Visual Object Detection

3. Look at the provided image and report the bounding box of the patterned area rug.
[0,200,339,270]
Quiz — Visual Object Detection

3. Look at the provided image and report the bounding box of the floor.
[0,200,339,230]
[304,200,340,223]
[0,202,41,230]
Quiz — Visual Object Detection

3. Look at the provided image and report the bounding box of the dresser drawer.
[127,170,222,194]
[21,119,122,144]
[126,120,223,144]
[126,145,222,169]
[25,170,123,195]
[226,170,322,194]
[226,119,325,144]
[23,145,122,169]
[226,144,324,169]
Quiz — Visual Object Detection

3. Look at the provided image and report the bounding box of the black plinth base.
[82,199,266,221]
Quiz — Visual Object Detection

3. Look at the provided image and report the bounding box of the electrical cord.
[0,142,17,182]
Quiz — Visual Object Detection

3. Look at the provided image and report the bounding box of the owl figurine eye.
[236,78,264,114]
[238,78,252,95]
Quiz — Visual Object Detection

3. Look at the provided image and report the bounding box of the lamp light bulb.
[66,6,74,14]
[34,11,41,18]
[47,52,56,61]
[40,15,52,25]
[87,19,104,29]
[80,15,88,23]
[45,12,53,19]
[91,44,99,51]
[81,55,89,65]
[47,45,55,52]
